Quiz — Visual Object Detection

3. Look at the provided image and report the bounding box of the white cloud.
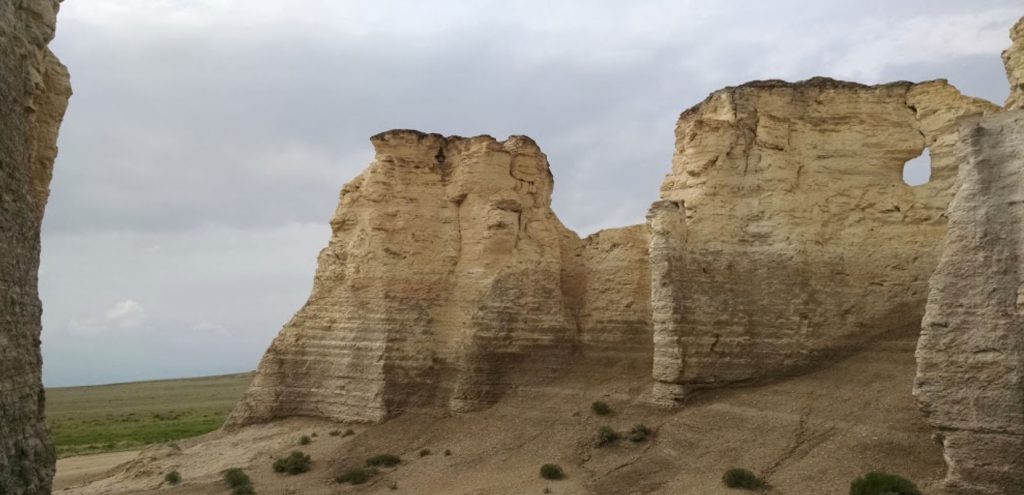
[191,320,229,337]
[105,299,147,328]
[67,299,147,334]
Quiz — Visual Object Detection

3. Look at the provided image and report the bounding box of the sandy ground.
[59,333,949,495]
[54,451,140,490]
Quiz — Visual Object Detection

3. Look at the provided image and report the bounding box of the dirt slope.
[59,332,943,495]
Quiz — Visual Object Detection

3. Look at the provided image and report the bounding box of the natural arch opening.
[903,148,932,186]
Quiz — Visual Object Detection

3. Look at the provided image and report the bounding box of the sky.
[40,0,1020,386]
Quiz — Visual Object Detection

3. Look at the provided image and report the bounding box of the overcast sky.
[40,0,1019,387]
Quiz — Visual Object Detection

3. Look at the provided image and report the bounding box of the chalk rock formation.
[649,79,996,403]
[915,110,1024,494]
[0,0,71,493]
[1005,17,1024,110]
[229,132,651,425]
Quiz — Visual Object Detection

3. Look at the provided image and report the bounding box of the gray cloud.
[41,0,1020,386]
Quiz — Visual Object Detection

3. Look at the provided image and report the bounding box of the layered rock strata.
[649,79,996,403]
[0,0,71,493]
[915,110,1024,494]
[229,132,652,425]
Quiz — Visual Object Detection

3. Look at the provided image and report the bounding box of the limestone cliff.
[915,110,1024,494]
[649,79,996,403]
[1005,17,1024,110]
[229,132,651,425]
[0,0,71,493]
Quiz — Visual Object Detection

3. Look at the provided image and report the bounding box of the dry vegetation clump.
[722,468,766,490]
[849,472,921,495]
[272,451,311,475]
[540,464,564,480]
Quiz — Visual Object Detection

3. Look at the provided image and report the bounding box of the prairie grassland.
[46,372,253,457]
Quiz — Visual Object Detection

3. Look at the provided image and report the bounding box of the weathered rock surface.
[914,111,1024,494]
[1005,17,1024,110]
[649,78,996,403]
[0,0,71,493]
[229,131,651,425]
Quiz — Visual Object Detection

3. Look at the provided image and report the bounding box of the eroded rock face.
[649,78,996,403]
[229,131,651,425]
[1005,17,1024,110]
[914,112,1024,495]
[0,0,71,493]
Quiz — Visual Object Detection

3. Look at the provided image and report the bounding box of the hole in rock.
[902,148,932,186]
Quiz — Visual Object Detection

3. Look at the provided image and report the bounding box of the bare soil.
[58,335,946,495]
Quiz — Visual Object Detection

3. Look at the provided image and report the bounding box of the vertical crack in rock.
[0,1,71,493]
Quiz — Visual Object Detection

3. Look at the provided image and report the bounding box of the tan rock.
[229,131,652,425]
[1004,17,1024,110]
[0,1,71,493]
[649,78,996,403]
[914,106,1024,495]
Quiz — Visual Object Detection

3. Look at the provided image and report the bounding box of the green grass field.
[46,372,253,457]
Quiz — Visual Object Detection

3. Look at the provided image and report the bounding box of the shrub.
[596,426,620,447]
[591,401,612,416]
[164,470,181,485]
[366,453,402,467]
[628,424,653,443]
[444,449,452,456]
[336,467,375,485]
[343,429,355,437]
[298,435,311,446]
[231,486,255,495]
[419,448,431,457]
[722,468,766,490]
[849,472,921,495]
[223,468,251,489]
[329,430,341,437]
[540,464,564,480]
[272,451,312,475]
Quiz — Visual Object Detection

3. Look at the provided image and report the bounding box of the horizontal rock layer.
[0,0,71,493]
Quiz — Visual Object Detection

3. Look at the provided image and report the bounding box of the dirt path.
[54,451,140,490]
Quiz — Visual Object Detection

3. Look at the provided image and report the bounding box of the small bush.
[540,464,564,480]
[849,472,921,495]
[596,426,620,447]
[722,468,766,490]
[336,467,375,485]
[231,486,255,495]
[628,424,652,443]
[444,449,452,456]
[419,448,431,457]
[311,432,318,437]
[298,435,311,446]
[329,430,341,437]
[272,451,312,475]
[343,429,355,437]
[164,470,181,485]
[366,453,402,467]
[591,401,612,416]
[223,468,251,489]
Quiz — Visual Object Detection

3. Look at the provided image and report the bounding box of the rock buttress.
[228,131,652,425]
[0,0,71,493]
[1005,17,1024,110]
[649,78,996,404]
[914,110,1024,495]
